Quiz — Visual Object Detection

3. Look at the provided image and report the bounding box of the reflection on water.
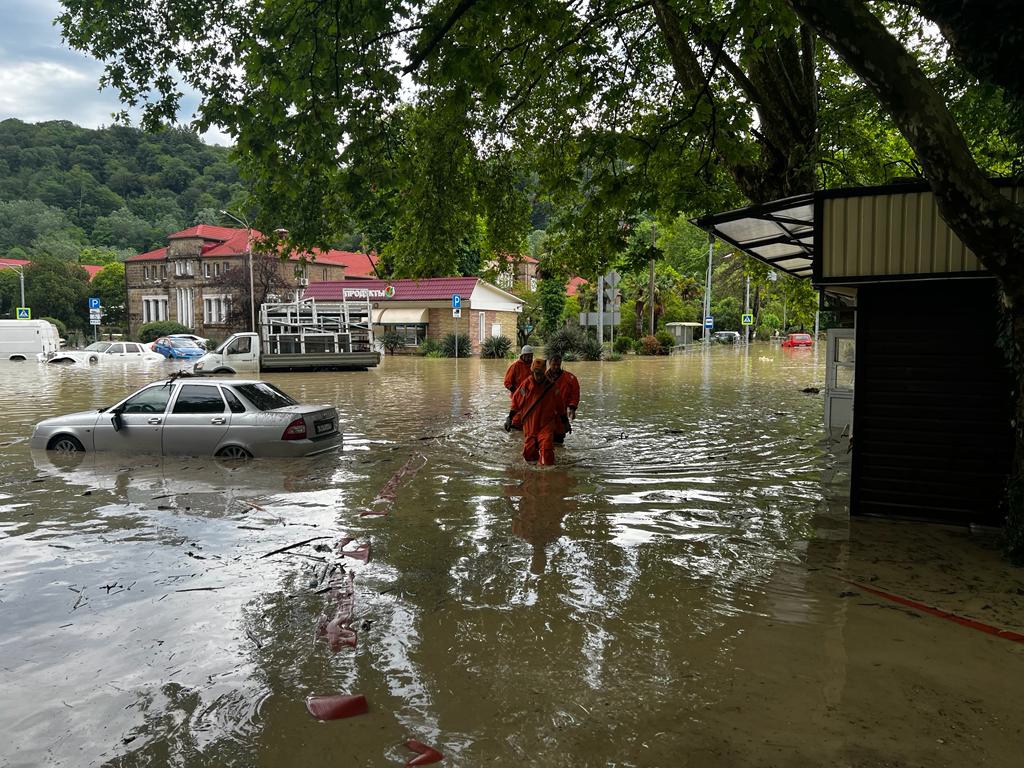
[0,348,1021,767]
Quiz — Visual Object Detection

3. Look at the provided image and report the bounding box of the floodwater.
[1,347,1021,768]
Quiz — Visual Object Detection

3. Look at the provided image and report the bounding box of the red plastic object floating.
[305,693,368,720]
[404,739,443,766]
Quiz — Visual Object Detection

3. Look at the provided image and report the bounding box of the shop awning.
[373,308,429,324]
[692,193,816,279]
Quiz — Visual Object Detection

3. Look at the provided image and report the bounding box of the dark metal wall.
[851,279,1012,525]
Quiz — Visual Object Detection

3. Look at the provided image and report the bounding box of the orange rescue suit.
[504,359,532,398]
[511,377,566,465]
[550,370,580,412]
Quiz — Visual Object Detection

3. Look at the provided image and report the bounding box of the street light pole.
[220,210,256,332]
[1,264,25,309]
[703,235,714,346]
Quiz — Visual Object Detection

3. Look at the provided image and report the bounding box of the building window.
[176,287,195,327]
[322,268,328,281]
[160,265,168,279]
[142,296,168,324]
[203,262,211,278]
[175,260,195,277]
[143,266,150,281]
[203,294,231,325]
[385,323,427,347]
[214,262,221,277]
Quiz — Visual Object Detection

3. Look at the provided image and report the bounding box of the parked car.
[781,333,814,348]
[169,333,210,350]
[31,378,342,459]
[153,336,206,359]
[712,331,741,344]
[49,341,164,365]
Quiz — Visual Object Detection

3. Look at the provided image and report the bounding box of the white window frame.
[141,295,168,324]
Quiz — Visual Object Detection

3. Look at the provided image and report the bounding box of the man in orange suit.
[511,359,566,466]
[503,345,533,432]
[546,353,579,445]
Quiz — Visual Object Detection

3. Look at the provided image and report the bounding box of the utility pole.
[703,235,714,346]
[744,272,751,344]
[221,210,256,332]
[597,274,605,346]
[648,223,656,336]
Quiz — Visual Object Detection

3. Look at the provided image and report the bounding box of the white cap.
[521,345,534,355]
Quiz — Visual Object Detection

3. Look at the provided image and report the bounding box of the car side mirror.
[110,411,123,432]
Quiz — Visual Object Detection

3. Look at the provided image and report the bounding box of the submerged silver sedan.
[31,378,342,459]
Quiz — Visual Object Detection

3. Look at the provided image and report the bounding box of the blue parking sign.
[452,294,461,309]
[88,297,101,310]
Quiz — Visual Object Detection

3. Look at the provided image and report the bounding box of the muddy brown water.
[1,347,1021,767]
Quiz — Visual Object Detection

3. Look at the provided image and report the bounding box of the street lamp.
[0,263,26,310]
[220,210,256,332]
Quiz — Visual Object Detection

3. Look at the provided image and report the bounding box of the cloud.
[0,0,231,146]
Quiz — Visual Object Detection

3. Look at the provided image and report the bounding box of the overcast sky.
[0,0,231,145]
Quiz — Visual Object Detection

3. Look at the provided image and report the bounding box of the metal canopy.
[692,193,816,279]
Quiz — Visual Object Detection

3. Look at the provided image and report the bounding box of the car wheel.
[212,368,235,375]
[48,435,85,453]
[215,445,253,460]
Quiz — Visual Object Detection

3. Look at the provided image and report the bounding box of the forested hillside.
[0,118,246,261]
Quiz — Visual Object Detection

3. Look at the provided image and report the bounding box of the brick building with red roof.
[124,225,377,337]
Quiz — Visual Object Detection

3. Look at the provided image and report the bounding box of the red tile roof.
[1,257,102,281]
[305,277,481,302]
[126,225,378,277]
[566,276,587,296]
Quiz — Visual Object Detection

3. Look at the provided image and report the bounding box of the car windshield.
[792,334,811,340]
[84,342,111,352]
[233,383,299,411]
[169,338,200,349]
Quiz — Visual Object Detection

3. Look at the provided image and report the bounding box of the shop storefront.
[304,277,523,354]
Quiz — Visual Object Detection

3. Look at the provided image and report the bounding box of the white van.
[0,319,62,361]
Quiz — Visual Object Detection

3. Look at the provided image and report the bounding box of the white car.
[49,341,164,364]
[31,378,342,459]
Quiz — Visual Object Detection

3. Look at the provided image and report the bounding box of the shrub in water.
[418,338,441,356]
[138,321,192,343]
[441,332,472,357]
[655,330,675,354]
[544,326,586,359]
[613,335,633,354]
[579,335,604,361]
[380,331,406,355]
[480,335,512,359]
[638,335,662,355]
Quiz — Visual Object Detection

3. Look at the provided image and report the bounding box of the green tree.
[537,272,566,338]
[24,256,90,330]
[91,262,127,326]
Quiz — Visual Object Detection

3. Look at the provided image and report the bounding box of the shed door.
[851,279,1011,525]
[825,328,854,437]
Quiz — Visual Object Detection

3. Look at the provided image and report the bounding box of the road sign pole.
[744,274,750,344]
[703,235,714,346]
[597,275,604,347]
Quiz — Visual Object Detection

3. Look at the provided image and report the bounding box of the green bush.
[655,330,675,353]
[441,332,472,357]
[578,335,604,361]
[613,335,633,354]
[138,321,191,343]
[41,316,68,337]
[380,331,406,355]
[544,325,586,359]
[638,335,662,355]
[424,350,445,359]
[418,338,441,356]
[606,352,622,361]
[480,335,512,359]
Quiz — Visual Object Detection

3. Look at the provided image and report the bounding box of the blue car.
[153,336,205,359]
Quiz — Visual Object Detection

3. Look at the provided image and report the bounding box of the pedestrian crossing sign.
[16,307,30,320]
[742,313,753,325]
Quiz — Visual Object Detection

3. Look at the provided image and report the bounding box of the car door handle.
[147,417,162,424]
[210,417,226,425]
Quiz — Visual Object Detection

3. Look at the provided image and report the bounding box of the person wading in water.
[503,345,533,432]
[546,353,580,446]
[511,359,567,466]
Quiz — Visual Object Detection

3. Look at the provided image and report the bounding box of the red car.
[781,333,814,348]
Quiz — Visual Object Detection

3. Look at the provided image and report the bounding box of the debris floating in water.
[305,693,368,720]
[404,739,444,766]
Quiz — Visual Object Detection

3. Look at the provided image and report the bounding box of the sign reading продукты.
[742,313,754,325]
[88,297,101,310]
[704,316,714,329]
[451,294,461,309]
[16,307,31,320]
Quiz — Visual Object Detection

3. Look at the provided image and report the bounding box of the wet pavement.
[0,347,1021,767]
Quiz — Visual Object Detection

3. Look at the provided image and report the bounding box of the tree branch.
[402,0,481,75]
